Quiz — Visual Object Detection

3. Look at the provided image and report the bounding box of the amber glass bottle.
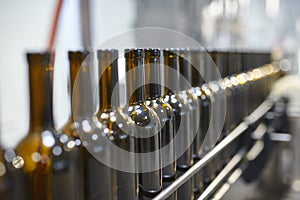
[0,149,12,200]
[0,147,29,200]
[144,48,176,200]
[178,49,201,196]
[57,51,100,200]
[163,49,194,200]
[67,51,117,200]
[125,49,162,200]
[96,49,138,199]
[16,52,56,200]
[190,49,215,196]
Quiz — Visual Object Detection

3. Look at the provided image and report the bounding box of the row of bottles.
[0,48,282,200]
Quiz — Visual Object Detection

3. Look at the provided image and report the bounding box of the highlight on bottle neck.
[125,48,145,104]
[97,49,119,111]
[27,52,54,131]
[68,51,89,90]
[144,48,161,99]
[179,49,192,90]
[190,49,205,87]
[68,50,94,119]
[163,49,179,95]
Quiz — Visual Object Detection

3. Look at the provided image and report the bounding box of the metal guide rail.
[153,100,274,200]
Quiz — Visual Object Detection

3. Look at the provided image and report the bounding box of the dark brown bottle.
[207,80,225,174]
[190,49,213,196]
[0,97,27,200]
[50,52,89,200]
[67,51,117,200]
[16,52,79,200]
[200,84,216,188]
[178,49,200,197]
[97,49,138,200]
[0,147,29,200]
[163,49,194,200]
[144,48,176,200]
[218,78,234,164]
[209,51,229,78]
[125,49,162,200]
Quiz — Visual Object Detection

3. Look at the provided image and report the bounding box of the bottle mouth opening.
[27,52,51,65]
[124,48,144,59]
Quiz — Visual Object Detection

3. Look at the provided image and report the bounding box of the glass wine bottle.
[125,48,162,200]
[16,52,82,200]
[163,49,194,200]
[0,142,28,199]
[67,51,117,200]
[144,48,176,200]
[96,49,138,199]
[178,49,201,196]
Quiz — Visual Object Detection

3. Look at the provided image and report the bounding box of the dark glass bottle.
[0,149,13,200]
[144,48,176,200]
[54,51,89,200]
[96,49,138,200]
[163,49,194,200]
[190,49,215,196]
[227,52,244,128]
[67,51,117,200]
[207,79,226,173]
[218,78,234,163]
[125,49,162,200]
[200,84,216,187]
[0,97,27,200]
[16,52,80,200]
[0,147,29,200]
[178,49,201,196]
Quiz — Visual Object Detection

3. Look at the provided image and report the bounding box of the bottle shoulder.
[17,126,83,173]
[145,98,175,123]
[125,102,160,127]
[163,94,190,115]
[60,119,79,139]
[98,110,135,137]
[16,129,56,172]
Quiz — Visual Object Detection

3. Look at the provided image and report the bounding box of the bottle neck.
[69,52,94,119]
[28,53,55,132]
[228,52,241,76]
[144,56,161,99]
[98,51,119,112]
[191,50,204,87]
[126,57,145,104]
[179,52,192,90]
[163,53,179,95]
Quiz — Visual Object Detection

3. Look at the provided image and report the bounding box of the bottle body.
[187,87,205,196]
[16,52,84,200]
[164,93,194,200]
[98,109,138,200]
[0,149,28,200]
[59,122,85,200]
[16,128,64,200]
[200,84,216,188]
[125,102,162,200]
[73,116,117,200]
[145,97,177,200]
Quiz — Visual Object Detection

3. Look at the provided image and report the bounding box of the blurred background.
[1,0,300,198]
